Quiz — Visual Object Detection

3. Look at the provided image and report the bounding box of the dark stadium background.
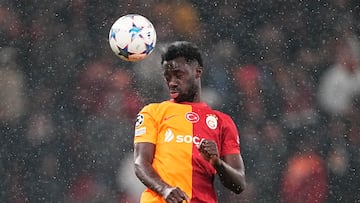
[1,0,359,202]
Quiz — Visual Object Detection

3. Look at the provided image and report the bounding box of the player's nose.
[168,76,179,87]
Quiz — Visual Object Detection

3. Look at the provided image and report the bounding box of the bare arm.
[198,140,246,194]
[134,142,168,194]
[134,142,189,202]
[214,153,246,194]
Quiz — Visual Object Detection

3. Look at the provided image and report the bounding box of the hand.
[163,187,190,203]
[197,139,221,166]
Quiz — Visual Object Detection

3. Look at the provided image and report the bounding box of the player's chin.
[172,96,185,103]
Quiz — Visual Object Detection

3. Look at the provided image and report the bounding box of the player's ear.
[195,66,203,78]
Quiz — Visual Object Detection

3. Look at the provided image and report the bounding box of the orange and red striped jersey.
[134,101,241,203]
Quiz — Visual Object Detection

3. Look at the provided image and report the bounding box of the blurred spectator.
[65,172,114,203]
[325,107,360,202]
[102,68,144,120]
[233,64,265,123]
[72,59,113,114]
[204,40,242,108]
[317,35,360,116]
[24,87,55,146]
[0,47,28,123]
[0,46,29,202]
[255,21,286,64]
[269,61,322,154]
[231,63,283,122]
[237,119,287,202]
[256,120,287,201]
[73,58,143,120]
[71,57,142,190]
[0,5,23,46]
[151,0,203,41]
[116,152,146,203]
[280,152,328,203]
[273,65,318,129]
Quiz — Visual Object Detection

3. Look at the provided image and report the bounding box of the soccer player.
[133,41,246,203]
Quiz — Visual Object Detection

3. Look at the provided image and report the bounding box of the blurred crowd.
[1,0,360,202]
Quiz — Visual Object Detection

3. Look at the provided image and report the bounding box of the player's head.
[161,41,203,103]
[161,41,203,67]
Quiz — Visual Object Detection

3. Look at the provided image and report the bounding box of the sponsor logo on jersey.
[164,129,204,144]
[135,114,144,127]
[206,114,218,129]
[164,129,174,142]
[185,112,200,123]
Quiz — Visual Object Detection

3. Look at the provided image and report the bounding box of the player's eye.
[176,72,184,79]
[164,74,171,82]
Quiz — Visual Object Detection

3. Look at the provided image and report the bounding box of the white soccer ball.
[109,14,157,62]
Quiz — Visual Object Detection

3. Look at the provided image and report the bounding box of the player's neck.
[192,91,201,102]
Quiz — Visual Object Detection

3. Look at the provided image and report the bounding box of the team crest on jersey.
[206,114,218,129]
[185,112,200,123]
[135,114,144,127]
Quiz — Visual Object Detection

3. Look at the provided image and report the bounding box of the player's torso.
[157,101,222,148]
[155,101,222,161]
[153,101,222,202]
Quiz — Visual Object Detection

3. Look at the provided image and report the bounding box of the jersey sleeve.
[220,113,241,156]
[134,104,158,144]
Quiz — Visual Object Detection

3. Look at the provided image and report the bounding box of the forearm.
[134,159,171,196]
[213,159,246,194]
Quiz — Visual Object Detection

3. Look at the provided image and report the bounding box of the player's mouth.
[170,89,179,99]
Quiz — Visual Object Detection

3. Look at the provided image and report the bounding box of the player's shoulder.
[140,100,174,112]
[213,109,232,119]
[212,109,236,126]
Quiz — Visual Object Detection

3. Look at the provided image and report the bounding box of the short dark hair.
[161,41,203,67]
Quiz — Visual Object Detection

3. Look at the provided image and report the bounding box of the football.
[109,14,157,62]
